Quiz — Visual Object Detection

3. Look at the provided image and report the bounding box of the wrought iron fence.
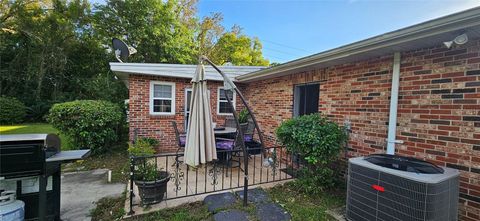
[128,145,300,214]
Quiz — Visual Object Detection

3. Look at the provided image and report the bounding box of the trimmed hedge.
[47,100,123,154]
[0,96,26,124]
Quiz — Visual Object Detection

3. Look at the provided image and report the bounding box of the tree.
[209,29,269,66]
[0,0,269,122]
[0,0,126,121]
[195,14,269,66]
[93,0,197,64]
[1,0,99,103]
[196,12,224,57]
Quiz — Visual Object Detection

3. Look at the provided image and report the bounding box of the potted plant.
[128,138,170,205]
[238,108,250,132]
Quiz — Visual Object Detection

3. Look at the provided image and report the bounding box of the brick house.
[111,63,263,152]
[112,8,480,220]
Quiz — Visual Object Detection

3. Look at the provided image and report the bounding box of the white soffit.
[110,63,265,83]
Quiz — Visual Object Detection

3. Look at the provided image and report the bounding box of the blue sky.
[91,0,480,63]
[197,0,480,63]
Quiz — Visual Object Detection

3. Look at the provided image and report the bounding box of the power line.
[263,46,304,57]
[262,52,289,62]
[261,39,314,53]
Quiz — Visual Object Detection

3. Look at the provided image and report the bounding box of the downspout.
[386,52,402,155]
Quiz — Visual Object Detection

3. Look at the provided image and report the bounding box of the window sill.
[150,113,176,117]
[217,113,233,116]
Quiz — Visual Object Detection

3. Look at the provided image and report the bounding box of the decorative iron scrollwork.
[170,156,184,192]
[270,148,278,177]
[208,162,222,186]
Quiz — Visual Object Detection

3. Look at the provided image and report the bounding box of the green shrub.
[128,138,164,181]
[139,137,159,148]
[47,100,123,154]
[0,96,26,124]
[276,114,346,192]
[128,138,157,156]
[134,161,161,181]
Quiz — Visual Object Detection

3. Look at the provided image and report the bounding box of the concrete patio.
[125,151,296,216]
[61,169,125,221]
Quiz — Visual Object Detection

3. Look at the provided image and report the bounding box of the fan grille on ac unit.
[346,157,459,221]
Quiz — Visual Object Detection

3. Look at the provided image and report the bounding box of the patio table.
[213,127,237,135]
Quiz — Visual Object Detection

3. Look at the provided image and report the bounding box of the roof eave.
[109,62,266,83]
[236,7,480,82]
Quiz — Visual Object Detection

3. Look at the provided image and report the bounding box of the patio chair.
[243,119,255,142]
[224,116,236,128]
[171,121,186,164]
[215,134,243,177]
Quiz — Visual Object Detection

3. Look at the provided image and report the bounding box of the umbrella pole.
[201,57,267,157]
[201,56,265,207]
[224,92,248,207]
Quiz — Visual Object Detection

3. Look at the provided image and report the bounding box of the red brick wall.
[241,39,480,220]
[396,41,480,221]
[128,75,243,152]
[242,56,394,150]
[127,39,479,219]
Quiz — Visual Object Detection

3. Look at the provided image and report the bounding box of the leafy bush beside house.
[47,100,124,154]
[0,96,27,124]
[276,114,346,193]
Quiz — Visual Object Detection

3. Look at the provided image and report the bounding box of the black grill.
[0,134,90,221]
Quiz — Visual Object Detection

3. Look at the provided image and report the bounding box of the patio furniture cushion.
[216,139,234,150]
[244,134,253,142]
[224,116,236,128]
[179,135,186,147]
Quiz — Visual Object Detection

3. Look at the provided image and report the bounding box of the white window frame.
[149,81,175,115]
[217,87,236,115]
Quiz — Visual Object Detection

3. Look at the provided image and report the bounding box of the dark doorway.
[293,83,320,117]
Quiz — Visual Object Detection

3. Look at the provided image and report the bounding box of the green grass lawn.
[92,181,345,221]
[0,123,73,150]
[267,182,345,221]
[63,142,129,183]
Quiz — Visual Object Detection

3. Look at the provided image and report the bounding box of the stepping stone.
[326,206,347,221]
[256,203,291,221]
[213,209,249,221]
[236,188,270,204]
[203,192,237,212]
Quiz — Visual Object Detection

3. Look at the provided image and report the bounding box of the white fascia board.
[237,6,480,82]
[110,63,265,82]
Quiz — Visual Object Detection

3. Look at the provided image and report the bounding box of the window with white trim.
[150,81,175,115]
[217,87,235,115]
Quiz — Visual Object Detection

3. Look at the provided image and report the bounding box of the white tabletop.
[214,127,237,135]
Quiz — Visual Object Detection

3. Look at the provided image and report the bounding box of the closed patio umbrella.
[184,64,217,167]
